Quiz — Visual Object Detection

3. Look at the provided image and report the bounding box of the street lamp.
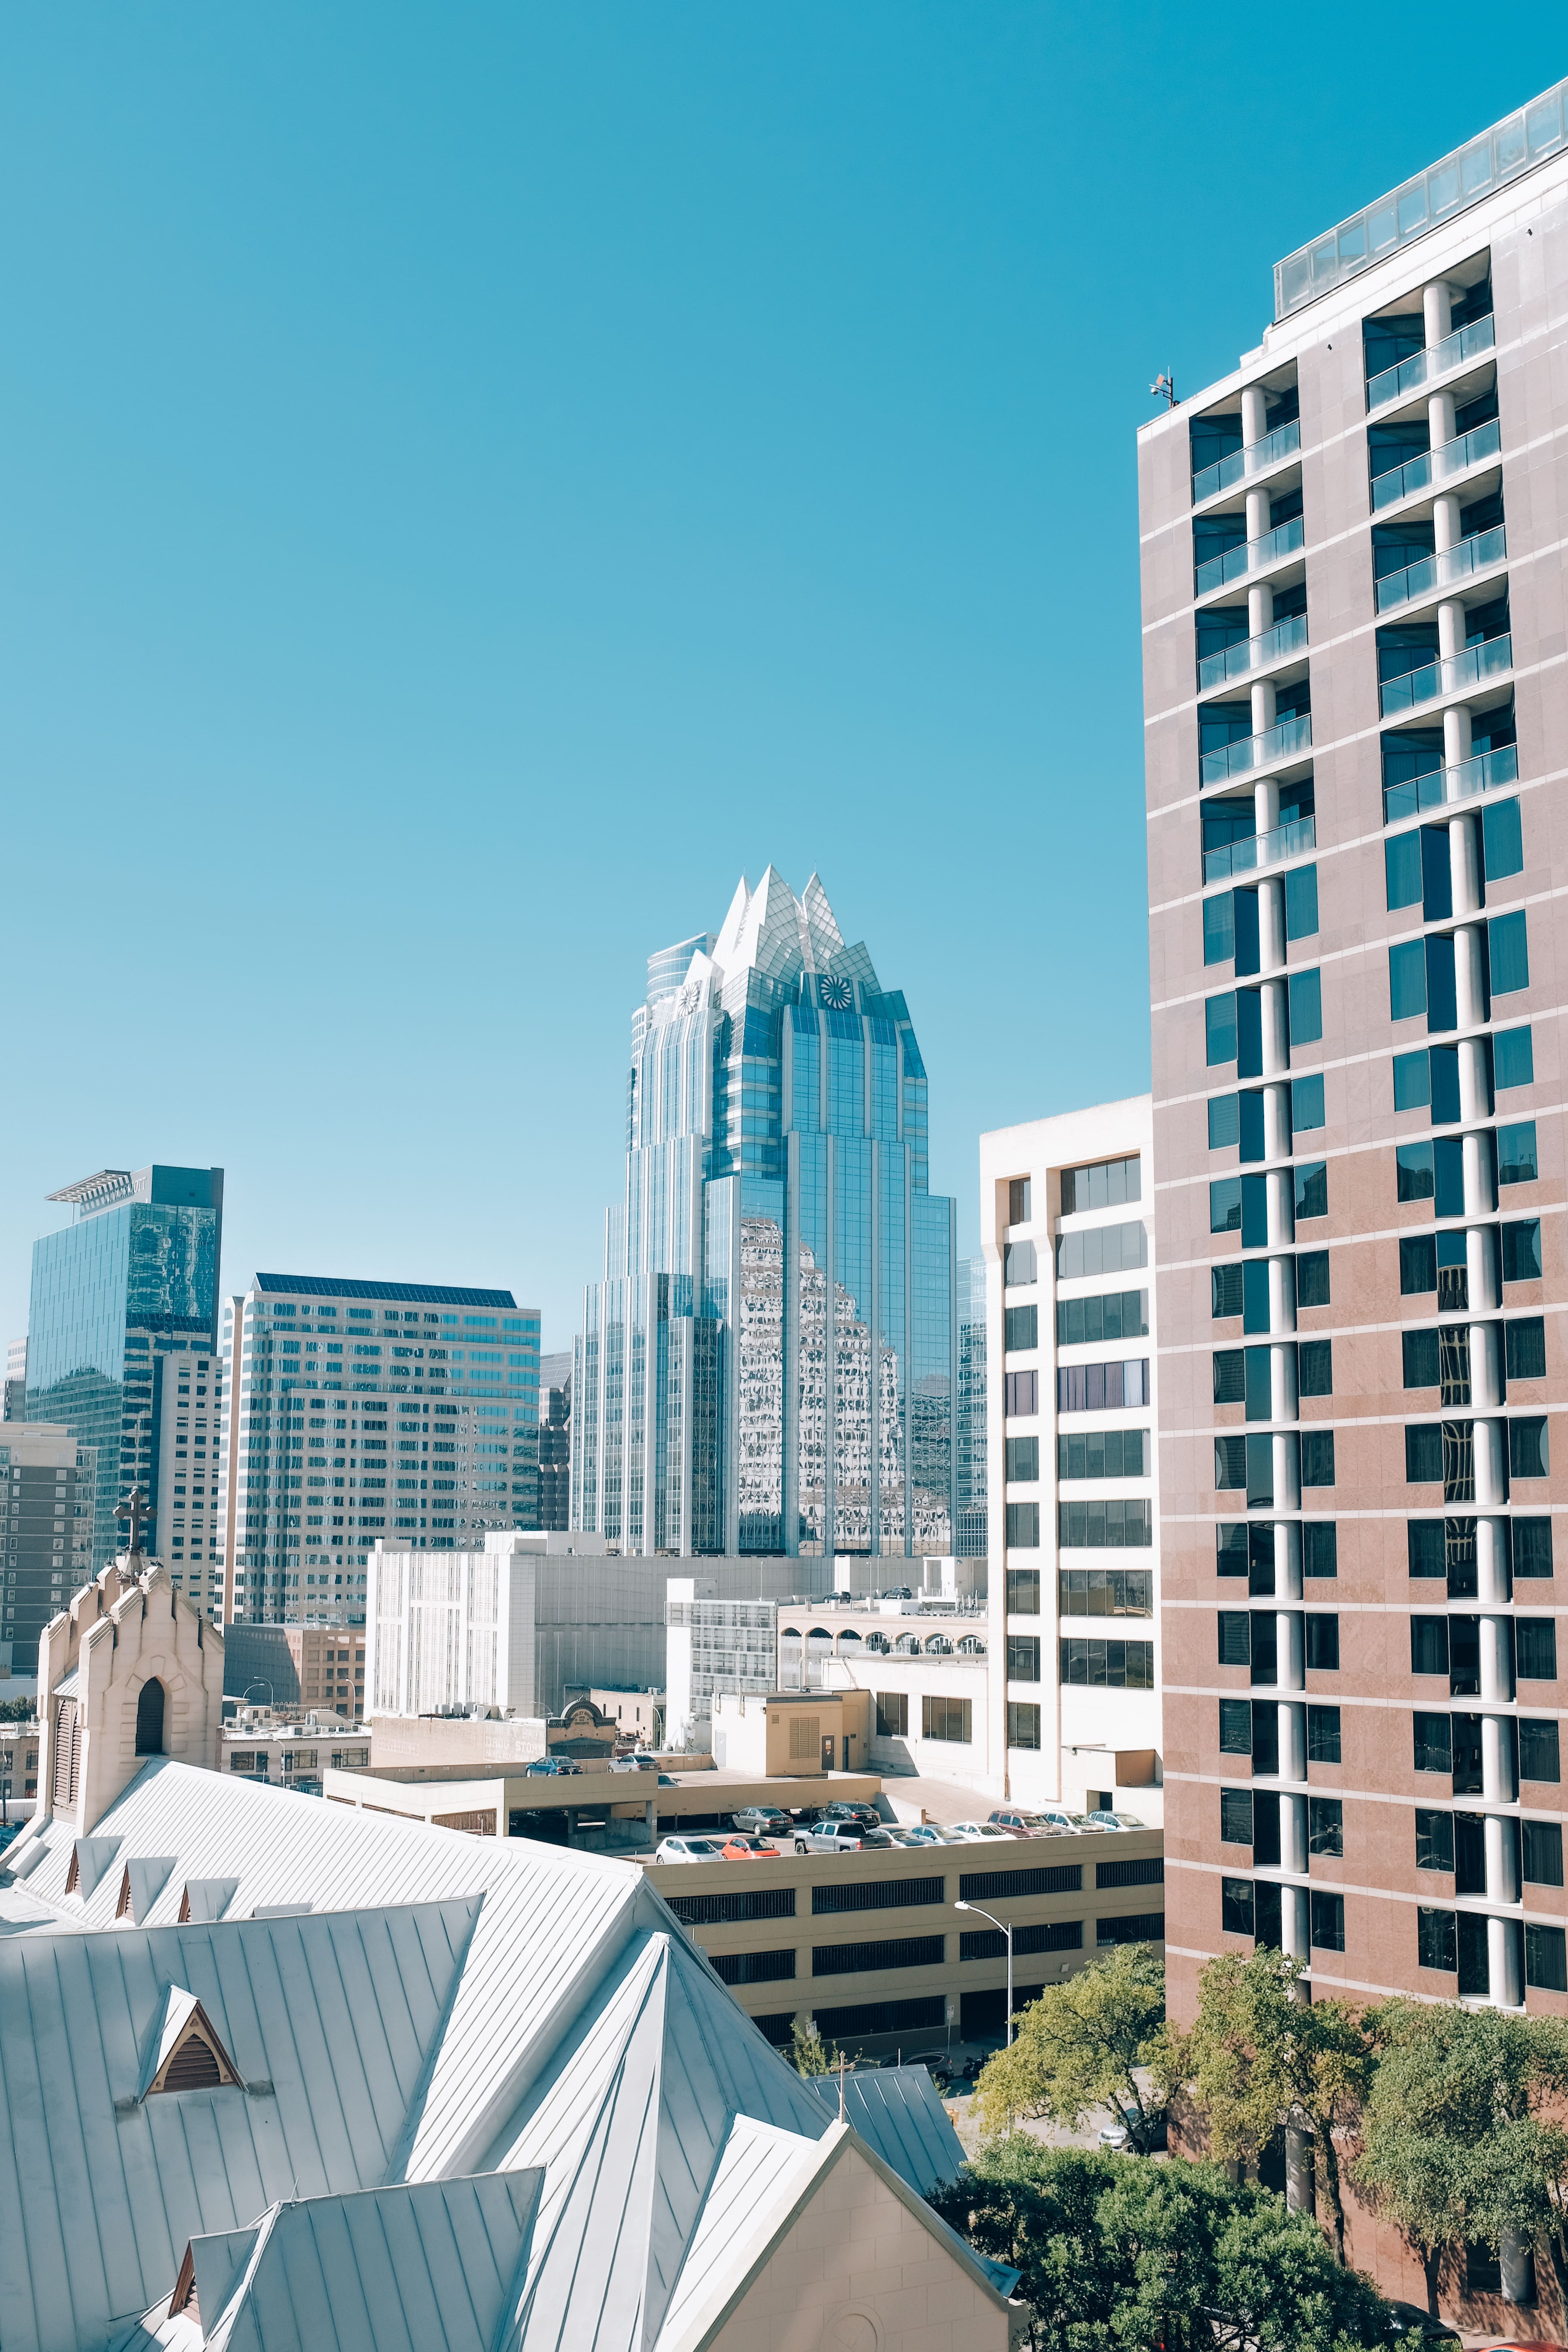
[955,1900,1013,2045]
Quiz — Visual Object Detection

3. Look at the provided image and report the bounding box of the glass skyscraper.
[572,869,956,1557]
[25,1166,224,1579]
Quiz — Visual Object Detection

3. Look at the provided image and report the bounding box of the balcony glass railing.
[1379,632,1513,716]
[1194,513,1305,597]
[1191,418,1302,507]
[1203,812,1317,883]
[1375,524,1507,614]
[1370,416,1502,512]
[1366,314,1496,413]
[1197,610,1308,693]
[1200,710,1313,785]
[1383,744,1519,825]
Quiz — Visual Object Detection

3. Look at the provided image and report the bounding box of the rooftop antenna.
[1149,369,1177,407]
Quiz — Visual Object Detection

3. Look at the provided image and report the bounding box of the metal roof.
[252,1277,521,1307]
[805,2063,966,2193]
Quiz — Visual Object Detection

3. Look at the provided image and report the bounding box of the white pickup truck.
[792,1822,894,1855]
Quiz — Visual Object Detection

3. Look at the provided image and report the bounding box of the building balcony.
[1382,743,1519,826]
[1375,525,1507,616]
[1191,418,1302,508]
[1366,314,1496,414]
[1200,710,1313,787]
[1203,811,1316,885]
[1370,417,1502,513]
[1194,514,1305,599]
[1197,610,1309,693]
[1379,633,1512,717]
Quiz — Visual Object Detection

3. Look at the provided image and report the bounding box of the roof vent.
[178,1878,239,1923]
[138,1985,242,2101]
[64,1838,121,1900]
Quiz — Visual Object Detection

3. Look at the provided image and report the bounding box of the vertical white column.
[1433,489,1462,557]
[1274,1520,1302,1598]
[1271,1344,1298,1423]
[1463,1132,1497,1217]
[1251,676,1277,738]
[1469,1322,1502,1411]
[1455,925,1487,1031]
[1268,1254,1296,1332]
[1488,1916,1522,2008]
[1444,698,1473,775]
[1245,486,1271,548]
[1479,1610,1514,1703]
[1255,776,1281,835]
[1429,385,1457,459]
[1272,1433,1300,1515]
[1485,1814,1519,1903]
[1482,1713,1517,1803]
[1474,1417,1507,1511]
[1282,1793,1307,1872]
[1422,279,1454,350]
[1449,813,1481,914]
[1467,1226,1499,1311]
[1458,1037,1492,1124]
[1248,580,1274,640]
[1266,1170,1294,1249]
[1277,1608,1304,1691]
[1260,979,1289,1075]
[1477,1517,1511,1604]
[1257,879,1286,970]
[1283,1884,1310,1961]
[1277,1698,1307,1780]
[1436,596,1466,661]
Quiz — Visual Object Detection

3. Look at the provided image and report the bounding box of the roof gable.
[136,1985,242,2100]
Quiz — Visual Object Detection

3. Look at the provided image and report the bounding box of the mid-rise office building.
[4,1336,25,1422]
[538,1348,572,1530]
[956,1257,988,1557]
[217,1275,541,1623]
[151,1346,223,1614]
[572,867,957,1557]
[24,1165,223,1577]
[981,1103,1161,1823]
[0,1422,96,1674]
[1141,78,1568,2314]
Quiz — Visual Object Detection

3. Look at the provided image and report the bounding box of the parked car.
[988,1808,1071,1838]
[731,1805,792,1835]
[887,1824,962,1847]
[1084,1809,1146,1830]
[820,1800,882,1828]
[609,1755,658,1773]
[718,1836,777,1860]
[657,1774,680,1787]
[948,1821,1014,1844]
[524,1756,582,1777]
[1380,2304,1463,2348]
[793,1823,893,1854]
[654,1835,727,1863]
[1097,2103,1167,2153]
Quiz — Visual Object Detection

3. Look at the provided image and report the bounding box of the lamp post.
[955,1900,1013,2045]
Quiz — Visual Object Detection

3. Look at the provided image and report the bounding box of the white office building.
[217,1275,541,1625]
[153,1349,222,1615]
[980,1098,1163,1823]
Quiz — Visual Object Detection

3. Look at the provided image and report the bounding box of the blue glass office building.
[26,1166,223,1576]
[572,871,956,1557]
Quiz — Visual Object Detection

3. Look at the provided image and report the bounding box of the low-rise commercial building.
[0,1719,40,1816]
[221,1714,372,1795]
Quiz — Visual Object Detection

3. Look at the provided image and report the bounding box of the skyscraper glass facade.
[573,869,956,1556]
[25,1166,223,1579]
[955,1256,988,1559]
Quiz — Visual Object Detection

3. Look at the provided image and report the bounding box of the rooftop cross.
[115,1484,151,1560]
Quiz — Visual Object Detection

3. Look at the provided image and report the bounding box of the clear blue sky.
[3,8,1561,1354]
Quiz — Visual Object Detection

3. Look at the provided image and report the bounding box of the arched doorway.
[135,1678,166,1757]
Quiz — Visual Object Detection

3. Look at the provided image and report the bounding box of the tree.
[789,2019,834,2077]
[1352,1999,1568,2316]
[931,2138,1392,2352]
[0,1697,37,1725]
[971,1941,1169,2149]
[1170,1947,1374,2263]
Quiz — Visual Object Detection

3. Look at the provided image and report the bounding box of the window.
[1307,1705,1341,1764]
[1400,1237,1437,1295]
[1005,1305,1038,1351]
[813,1936,946,1978]
[1527,1924,1568,1993]
[1288,968,1322,1045]
[1523,1820,1564,1887]
[1056,1289,1148,1345]
[1004,1239,1038,1286]
[1300,1432,1336,1487]
[1058,1430,1148,1479]
[1058,1360,1150,1412]
[875,1691,908,1738]
[1209,1094,1241,1149]
[1482,792,1523,880]
[1008,1177,1032,1224]
[667,1887,796,1926]
[1060,1640,1154,1689]
[1222,1878,1255,1937]
[1097,1912,1164,1947]
[1517,1619,1557,1681]
[1309,1797,1343,1857]
[1207,992,1238,1064]
[1306,1616,1339,1671]
[1495,1025,1534,1090]
[1498,1121,1538,1186]
[1520,1719,1560,1784]
[1060,1156,1141,1213]
[1214,1434,1247,1490]
[1297,1251,1330,1308]
[1299,1340,1332,1396]
[1511,1417,1550,1479]
[1295,1162,1327,1220]
[1403,1330,1440,1388]
[1397,1142,1435,1202]
[1007,1702,1041,1751]
[1389,939,1427,1022]
[1006,1435,1039,1480]
[1411,1617,1449,1676]
[1059,1567,1154,1617]
[1205,892,1237,966]
[1007,1635,1041,1681]
[1218,1612,1251,1666]
[1004,1370,1038,1417]
[1515,1519,1553,1579]
[813,1876,944,1916]
[1056,1223,1147,1279]
[1285,862,1319,939]
[1211,1177,1241,1233]
[1212,1265,1243,1319]
[1416,1809,1454,1872]
[1220,1699,1253,1753]
[1503,1220,1543,1282]
[1413,1713,1452,1774]
[1305,1523,1337,1578]
[1220,1789,1253,1845]
[1405,1425,1444,1483]
[1006,1502,1040,1548]
[1310,1891,1345,1952]
[1058,1499,1152,1548]
[1489,909,1530,995]
[1385,831,1422,910]
[922,1695,971,1743]
[1213,1349,1245,1405]
[1506,1318,1547,1380]
[1419,1908,1458,1972]
[1006,1566,1040,1614]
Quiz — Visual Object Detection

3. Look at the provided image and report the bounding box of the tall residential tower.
[573,869,957,1557]
[1141,78,1568,2307]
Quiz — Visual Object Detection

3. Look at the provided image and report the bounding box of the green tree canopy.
[789,2018,834,2077]
[1169,1947,1374,2263]
[972,1941,1169,2148]
[931,2138,1392,2352]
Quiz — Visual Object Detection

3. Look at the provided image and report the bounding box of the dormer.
[137,1984,243,2101]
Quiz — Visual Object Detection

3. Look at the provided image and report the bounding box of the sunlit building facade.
[573,868,957,1557]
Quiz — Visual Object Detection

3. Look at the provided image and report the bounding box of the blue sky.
[3,7,1561,1354]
